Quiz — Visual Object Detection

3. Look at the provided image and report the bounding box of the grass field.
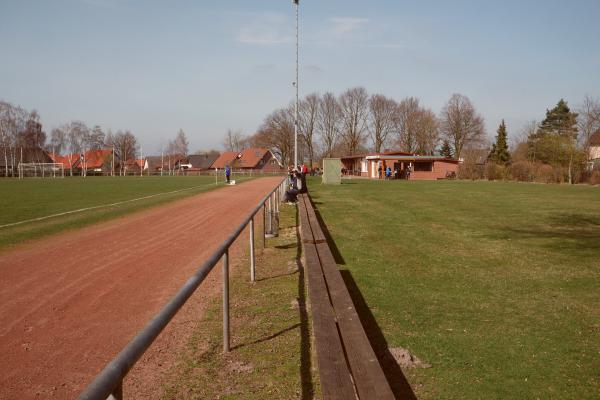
[0,175,253,250]
[308,178,600,399]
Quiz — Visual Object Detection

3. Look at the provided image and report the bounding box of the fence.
[10,168,284,178]
[77,177,288,400]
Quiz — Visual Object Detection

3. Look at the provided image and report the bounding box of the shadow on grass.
[340,270,417,400]
[498,213,600,251]
[255,269,298,282]
[274,243,297,250]
[232,323,301,351]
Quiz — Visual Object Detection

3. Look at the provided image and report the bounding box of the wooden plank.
[297,195,315,244]
[303,198,328,244]
[315,242,395,400]
[302,242,357,400]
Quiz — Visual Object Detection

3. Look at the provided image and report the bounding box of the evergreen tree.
[440,139,453,158]
[527,99,580,183]
[488,120,510,165]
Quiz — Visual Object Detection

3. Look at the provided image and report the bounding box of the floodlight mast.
[293,0,299,168]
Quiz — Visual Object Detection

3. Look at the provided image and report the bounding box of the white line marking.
[0,179,247,229]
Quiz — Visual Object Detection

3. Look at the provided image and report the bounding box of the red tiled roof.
[124,159,145,168]
[82,149,112,169]
[210,151,239,169]
[237,148,270,168]
[49,153,80,168]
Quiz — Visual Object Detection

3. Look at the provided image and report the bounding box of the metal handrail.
[78,177,287,400]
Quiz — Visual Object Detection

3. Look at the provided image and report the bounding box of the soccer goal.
[18,163,65,178]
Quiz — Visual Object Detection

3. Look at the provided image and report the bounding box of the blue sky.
[1,0,599,153]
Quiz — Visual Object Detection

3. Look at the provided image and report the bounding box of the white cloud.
[236,12,292,45]
[329,17,370,37]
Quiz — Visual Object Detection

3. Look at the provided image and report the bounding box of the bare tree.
[64,121,89,176]
[511,120,538,162]
[577,94,600,153]
[223,129,246,152]
[339,87,369,155]
[16,110,46,149]
[49,126,67,155]
[439,93,486,159]
[173,129,189,156]
[299,93,320,167]
[367,94,397,153]
[254,106,294,167]
[0,101,15,176]
[317,92,341,158]
[111,130,137,175]
[415,109,439,155]
[87,125,106,150]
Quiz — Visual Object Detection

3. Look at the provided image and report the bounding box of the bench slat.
[316,243,395,400]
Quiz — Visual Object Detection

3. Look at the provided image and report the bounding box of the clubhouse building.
[341,151,459,180]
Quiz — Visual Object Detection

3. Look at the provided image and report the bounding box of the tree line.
[0,100,191,176]
[226,88,600,184]
[224,88,487,168]
[462,95,600,184]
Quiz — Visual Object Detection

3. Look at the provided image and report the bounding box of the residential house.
[210,151,240,170]
[77,149,114,175]
[1,146,53,176]
[123,158,148,175]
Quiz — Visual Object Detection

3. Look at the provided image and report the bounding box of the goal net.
[18,163,65,178]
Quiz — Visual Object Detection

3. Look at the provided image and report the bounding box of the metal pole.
[268,195,273,233]
[263,203,266,248]
[250,218,255,282]
[223,249,230,352]
[294,0,299,168]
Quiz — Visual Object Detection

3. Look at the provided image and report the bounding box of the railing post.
[250,218,255,282]
[262,203,266,248]
[107,381,122,400]
[223,249,230,352]
[268,194,273,233]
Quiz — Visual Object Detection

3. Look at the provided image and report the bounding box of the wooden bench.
[298,194,395,400]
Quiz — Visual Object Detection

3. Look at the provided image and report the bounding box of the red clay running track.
[0,177,282,399]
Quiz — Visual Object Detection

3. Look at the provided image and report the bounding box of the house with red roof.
[48,152,80,176]
[210,151,239,170]
[76,149,114,175]
[210,148,283,172]
[123,158,148,175]
[342,150,459,180]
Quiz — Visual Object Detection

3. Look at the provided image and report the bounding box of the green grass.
[0,175,253,250]
[161,204,319,399]
[308,178,600,399]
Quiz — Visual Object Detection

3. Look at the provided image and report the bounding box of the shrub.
[509,161,534,182]
[485,162,507,181]
[458,162,484,180]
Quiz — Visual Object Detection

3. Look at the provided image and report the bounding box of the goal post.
[18,163,65,179]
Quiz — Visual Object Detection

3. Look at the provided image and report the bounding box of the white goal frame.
[18,163,65,179]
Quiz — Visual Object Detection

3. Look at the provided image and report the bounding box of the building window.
[414,162,433,172]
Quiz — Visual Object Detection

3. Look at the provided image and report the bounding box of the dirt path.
[0,177,282,399]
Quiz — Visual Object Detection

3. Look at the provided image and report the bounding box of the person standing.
[225,164,231,183]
